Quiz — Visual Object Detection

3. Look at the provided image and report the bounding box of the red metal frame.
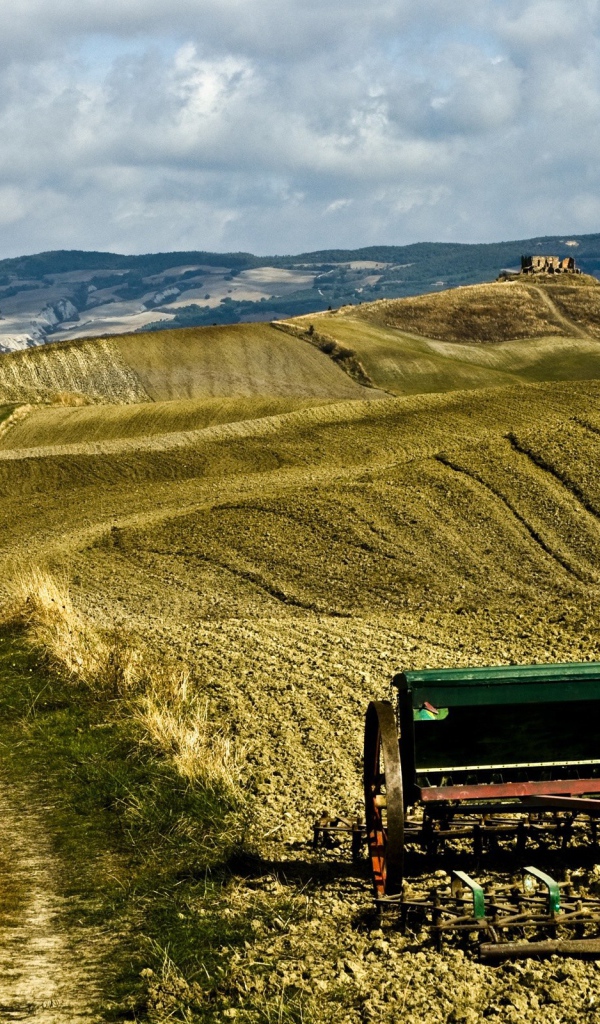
[418,777,600,804]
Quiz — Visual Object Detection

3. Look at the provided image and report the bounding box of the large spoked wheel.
[364,700,404,897]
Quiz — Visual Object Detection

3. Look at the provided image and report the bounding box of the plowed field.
[2,375,600,1019]
[0,323,381,405]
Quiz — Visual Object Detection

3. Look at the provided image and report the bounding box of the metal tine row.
[377,867,600,958]
[313,810,598,862]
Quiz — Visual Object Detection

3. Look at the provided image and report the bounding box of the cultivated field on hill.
[0,396,333,450]
[285,275,600,396]
[0,323,380,406]
[3,282,600,1019]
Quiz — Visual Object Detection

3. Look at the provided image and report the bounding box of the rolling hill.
[1,274,600,413]
[1,274,600,1020]
[285,274,600,395]
[0,322,381,407]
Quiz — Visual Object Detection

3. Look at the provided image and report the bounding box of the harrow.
[315,660,600,958]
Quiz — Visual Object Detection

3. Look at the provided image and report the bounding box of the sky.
[1,0,600,258]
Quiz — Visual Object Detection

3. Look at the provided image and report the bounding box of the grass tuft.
[136,689,243,797]
[0,564,128,690]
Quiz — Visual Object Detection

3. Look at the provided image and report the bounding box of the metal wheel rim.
[364,700,404,897]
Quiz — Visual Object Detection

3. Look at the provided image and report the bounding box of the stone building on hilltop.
[520,254,579,275]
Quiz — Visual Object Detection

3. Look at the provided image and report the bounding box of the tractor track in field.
[142,545,352,617]
[0,784,105,1022]
[435,452,591,583]
[526,284,593,339]
[575,415,600,443]
[508,429,600,523]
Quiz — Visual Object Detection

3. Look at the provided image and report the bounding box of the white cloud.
[0,1,600,255]
[325,199,353,214]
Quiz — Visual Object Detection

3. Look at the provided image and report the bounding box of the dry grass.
[47,392,91,407]
[0,566,242,797]
[548,286,600,338]
[0,565,117,686]
[135,690,242,796]
[352,282,570,343]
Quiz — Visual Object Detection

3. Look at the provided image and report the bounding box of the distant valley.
[2,233,600,351]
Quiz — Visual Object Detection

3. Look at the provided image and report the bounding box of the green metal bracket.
[451,870,486,919]
[523,866,561,915]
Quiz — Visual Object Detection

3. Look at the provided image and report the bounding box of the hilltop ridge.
[281,275,600,396]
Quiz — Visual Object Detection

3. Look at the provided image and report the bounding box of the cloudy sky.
[1,0,600,257]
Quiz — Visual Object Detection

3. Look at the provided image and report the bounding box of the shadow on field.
[228,834,600,895]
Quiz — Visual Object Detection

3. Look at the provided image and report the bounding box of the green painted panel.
[452,871,486,920]
[412,680,600,707]
[397,662,600,708]
[413,700,600,769]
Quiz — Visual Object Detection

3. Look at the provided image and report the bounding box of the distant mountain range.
[1,234,599,351]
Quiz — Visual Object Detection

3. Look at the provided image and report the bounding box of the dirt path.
[528,283,592,338]
[0,785,104,1021]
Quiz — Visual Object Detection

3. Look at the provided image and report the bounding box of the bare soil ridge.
[0,324,379,407]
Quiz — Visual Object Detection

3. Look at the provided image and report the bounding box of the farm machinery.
[316,661,600,957]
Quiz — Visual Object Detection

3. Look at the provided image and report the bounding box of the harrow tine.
[451,871,486,920]
[523,867,561,915]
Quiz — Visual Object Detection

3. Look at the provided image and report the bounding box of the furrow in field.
[507,430,600,522]
[436,438,600,583]
[95,453,581,635]
[510,420,600,519]
[0,339,150,404]
[140,545,351,618]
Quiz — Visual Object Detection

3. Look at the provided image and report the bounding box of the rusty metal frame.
[418,777,600,804]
